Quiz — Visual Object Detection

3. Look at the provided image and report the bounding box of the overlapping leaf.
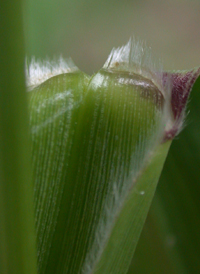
[128,76,200,274]
[28,40,200,274]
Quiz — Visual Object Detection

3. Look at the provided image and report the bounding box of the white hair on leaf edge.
[103,37,167,97]
[81,38,172,274]
[103,37,173,142]
[26,56,79,89]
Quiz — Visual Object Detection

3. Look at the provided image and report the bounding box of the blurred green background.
[24,0,200,74]
[23,0,200,273]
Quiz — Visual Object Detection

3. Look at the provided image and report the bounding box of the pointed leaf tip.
[162,67,200,142]
[168,67,200,120]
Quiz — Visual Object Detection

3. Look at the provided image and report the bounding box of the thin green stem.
[0,1,38,273]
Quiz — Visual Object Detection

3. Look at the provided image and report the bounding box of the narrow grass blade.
[92,141,171,274]
[0,2,37,274]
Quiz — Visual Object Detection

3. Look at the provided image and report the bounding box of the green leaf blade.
[29,64,166,274]
[28,40,199,274]
[94,141,171,274]
[29,70,90,274]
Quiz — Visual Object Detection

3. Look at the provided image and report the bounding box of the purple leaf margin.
[162,67,200,142]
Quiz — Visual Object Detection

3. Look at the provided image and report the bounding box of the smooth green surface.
[0,1,38,274]
[29,68,166,274]
[128,76,200,274]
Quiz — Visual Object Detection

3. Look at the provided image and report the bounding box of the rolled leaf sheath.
[29,71,89,273]
[29,66,167,274]
[77,69,167,274]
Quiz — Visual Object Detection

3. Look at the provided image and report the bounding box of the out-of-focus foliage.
[0,2,37,273]
[24,0,200,74]
[128,76,200,274]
